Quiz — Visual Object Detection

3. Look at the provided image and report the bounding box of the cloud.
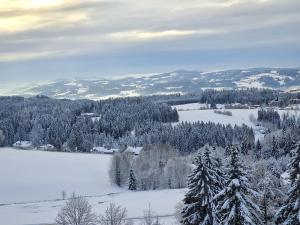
[0,0,299,84]
[0,51,62,62]
[108,29,222,41]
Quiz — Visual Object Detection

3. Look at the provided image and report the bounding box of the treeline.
[0,95,255,154]
[198,88,278,105]
[255,109,300,159]
[159,88,300,107]
[0,96,178,151]
[258,108,281,128]
[122,121,254,154]
[180,144,300,225]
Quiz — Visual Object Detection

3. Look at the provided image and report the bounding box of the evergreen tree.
[181,149,225,225]
[215,147,262,225]
[128,168,137,191]
[0,129,5,146]
[252,162,285,225]
[241,139,249,155]
[271,136,279,159]
[275,144,300,225]
[255,139,262,159]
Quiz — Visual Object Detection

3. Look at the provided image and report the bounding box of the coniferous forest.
[1,88,300,225]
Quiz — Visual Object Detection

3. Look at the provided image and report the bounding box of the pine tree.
[255,139,262,159]
[181,149,225,225]
[215,147,262,225]
[271,136,279,159]
[128,168,137,191]
[241,139,249,155]
[252,162,285,225]
[275,144,300,225]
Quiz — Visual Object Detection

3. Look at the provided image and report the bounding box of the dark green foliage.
[181,147,225,225]
[275,144,300,225]
[128,169,137,191]
[215,148,262,225]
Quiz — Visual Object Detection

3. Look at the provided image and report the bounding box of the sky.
[0,0,300,88]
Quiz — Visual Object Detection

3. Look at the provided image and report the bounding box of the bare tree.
[98,203,129,225]
[56,193,97,225]
[173,202,184,225]
[109,154,131,187]
[140,205,162,225]
[62,190,67,200]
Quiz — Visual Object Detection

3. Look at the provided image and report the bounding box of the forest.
[1,88,300,224]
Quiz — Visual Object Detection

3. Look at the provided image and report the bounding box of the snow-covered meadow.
[172,103,300,140]
[172,103,258,127]
[0,148,184,225]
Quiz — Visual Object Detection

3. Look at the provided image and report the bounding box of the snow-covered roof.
[81,112,97,116]
[13,141,33,149]
[39,144,56,151]
[92,147,118,154]
[124,147,143,155]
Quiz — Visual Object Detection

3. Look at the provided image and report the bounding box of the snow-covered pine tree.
[215,147,262,225]
[181,149,225,225]
[128,168,137,191]
[275,144,300,225]
[255,139,262,159]
[203,146,226,188]
[252,161,285,225]
[271,136,279,159]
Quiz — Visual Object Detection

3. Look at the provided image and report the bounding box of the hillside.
[6,68,300,100]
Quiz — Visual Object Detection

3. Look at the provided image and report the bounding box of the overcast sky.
[0,0,299,88]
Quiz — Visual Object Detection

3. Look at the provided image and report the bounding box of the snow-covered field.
[172,103,300,140]
[173,103,257,127]
[0,148,184,225]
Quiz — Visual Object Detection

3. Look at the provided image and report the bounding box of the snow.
[172,104,257,128]
[54,91,71,97]
[81,112,97,116]
[165,86,183,90]
[91,116,101,122]
[77,87,89,94]
[92,146,118,154]
[12,141,33,149]
[124,146,143,155]
[0,148,185,225]
[172,103,300,140]
[38,144,56,151]
[231,179,241,187]
[281,171,290,185]
[173,103,209,110]
[119,90,140,97]
[64,82,77,86]
[235,73,295,88]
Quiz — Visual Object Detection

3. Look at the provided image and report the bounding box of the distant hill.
[7,67,300,100]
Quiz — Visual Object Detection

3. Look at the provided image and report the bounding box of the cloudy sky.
[0,0,299,88]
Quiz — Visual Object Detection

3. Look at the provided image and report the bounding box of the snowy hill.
[0,148,184,225]
[6,68,300,100]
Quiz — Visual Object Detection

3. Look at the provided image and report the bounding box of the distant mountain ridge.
[7,67,300,100]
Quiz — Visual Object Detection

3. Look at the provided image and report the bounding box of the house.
[123,146,143,155]
[38,144,56,151]
[13,141,33,150]
[92,147,118,154]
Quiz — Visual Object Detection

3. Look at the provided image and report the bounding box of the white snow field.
[173,103,257,127]
[172,103,300,140]
[0,148,184,225]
